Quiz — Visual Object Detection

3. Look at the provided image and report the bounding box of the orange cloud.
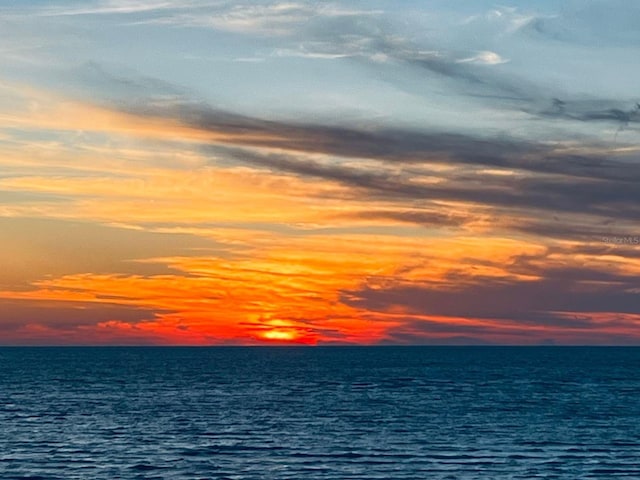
[1,83,639,345]
[0,225,564,345]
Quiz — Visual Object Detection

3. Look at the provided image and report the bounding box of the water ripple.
[1,346,639,479]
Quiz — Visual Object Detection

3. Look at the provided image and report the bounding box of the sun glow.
[261,329,298,341]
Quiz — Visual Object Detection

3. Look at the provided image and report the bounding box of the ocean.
[1,346,639,479]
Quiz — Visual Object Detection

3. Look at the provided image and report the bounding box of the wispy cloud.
[132,2,382,35]
[33,0,208,17]
[456,50,508,65]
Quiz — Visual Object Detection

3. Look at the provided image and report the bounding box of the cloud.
[36,65,633,230]
[4,1,640,346]
[341,209,472,230]
[0,230,416,345]
[32,0,208,17]
[344,274,640,321]
[285,16,528,101]
[205,141,640,225]
[535,98,640,128]
[458,6,541,38]
[272,48,353,60]
[341,256,640,344]
[0,299,159,329]
[456,50,508,65]
[0,217,219,289]
[7,70,640,238]
[133,2,381,36]
[126,1,528,102]
[249,4,640,127]
[378,314,640,346]
[0,299,170,345]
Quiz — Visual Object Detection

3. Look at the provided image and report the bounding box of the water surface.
[1,346,639,479]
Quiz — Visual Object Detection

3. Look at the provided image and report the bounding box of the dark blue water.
[1,347,639,479]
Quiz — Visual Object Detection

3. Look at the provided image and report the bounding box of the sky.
[0,0,639,345]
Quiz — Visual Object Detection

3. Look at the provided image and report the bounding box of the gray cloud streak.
[342,266,640,322]
[109,92,640,226]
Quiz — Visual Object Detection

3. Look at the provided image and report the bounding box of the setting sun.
[261,330,298,342]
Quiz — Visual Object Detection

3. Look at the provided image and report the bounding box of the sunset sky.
[1,0,639,345]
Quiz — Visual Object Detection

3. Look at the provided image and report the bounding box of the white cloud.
[460,6,539,36]
[128,2,381,36]
[272,48,352,60]
[36,0,205,17]
[456,51,508,65]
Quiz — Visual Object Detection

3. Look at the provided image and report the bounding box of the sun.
[261,329,298,342]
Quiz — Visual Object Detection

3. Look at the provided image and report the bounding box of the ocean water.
[1,347,639,479]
